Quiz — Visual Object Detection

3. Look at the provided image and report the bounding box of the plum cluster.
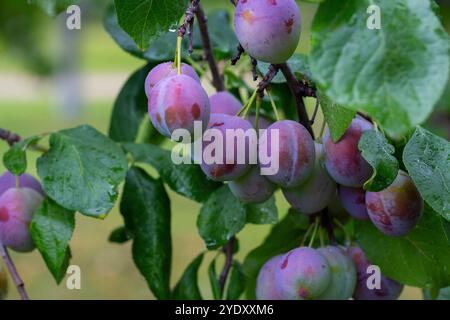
[256,245,403,300]
[0,172,44,252]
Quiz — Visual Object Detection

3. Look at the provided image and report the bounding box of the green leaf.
[358,130,399,191]
[124,143,221,202]
[114,0,188,50]
[109,64,151,143]
[208,258,222,300]
[355,205,450,289]
[193,10,239,60]
[403,127,450,221]
[258,53,312,84]
[104,4,187,62]
[245,196,278,225]
[197,186,247,250]
[172,253,204,300]
[120,167,171,299]
[310,0,450,137]
[109,226,132,244]
[30,197,75,284]
[29,0,75,17]
[319,92,356,142]
[3,135,42,176]
[242,210,309,299]
[37,125,128,218]
[226,261,245,300]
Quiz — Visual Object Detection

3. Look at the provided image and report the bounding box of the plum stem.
[308,218,320,247]
[0,243,30,300]
[267,90,280,121]
[195,5,225,92]
[219,237,235,295]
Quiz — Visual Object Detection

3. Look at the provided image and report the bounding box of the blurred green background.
[1,0,448,300]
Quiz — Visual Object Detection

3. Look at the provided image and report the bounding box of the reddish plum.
[256,255,283,300]
[209,92,242,116]
[338,186,369,220]
[229,166,276,204]
[0,172,44,196]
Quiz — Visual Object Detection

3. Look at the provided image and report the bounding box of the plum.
[144,62,200,97]
[366,170,423,237]
[0,172,44,196]
[148,74,210,141]
[322,117,373,187]
[0,188,43,252]
[0,262,7,300]
[209,91,242,116]
[348,246,403,300]
[234,0,301,64]
[275,247,331,300]
[256,255,283,300]
[339,186,369,220]
[199,113,255,181]
[316,246,356,300]
[282,143,336,214]
[229,166,276,204]
[259,120,315,188]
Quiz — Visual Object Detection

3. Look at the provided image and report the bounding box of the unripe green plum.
[0,188,43,252]
[316,246,356,300]
[234,0,301,64]
[144,62,200,97]
[229,166,276,204]
[256,255,282,300]
[0,172,44,196]
[322,117,373,187]
[0,263,7,300]
[338,186,369,220]
[209,91,242,116]
[148,74,210,141]
[282,143,336,214]
[275,247,331,300]
[259,120,315,188]
[366,170,423,237]
[348,246,403,300]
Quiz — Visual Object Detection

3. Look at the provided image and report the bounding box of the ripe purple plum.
[144,62,200,97]
[229,166,276,204]
[209,91,242,116]
[148,74,210,141]
[259,120,315,188]
[234,0,301,64]
[0,172,44,196]
[199,113,255,181]
[366,170,423,237]
[0,263,7,300]
[316,246,356,300]
[0,188,43,252]
[256,255,283,300]
[275,247,331,300]
[322,117,374,187]
[247,115,272,130]
[338,186,369,220]
[282,143,336,214]
[348,246,403,300]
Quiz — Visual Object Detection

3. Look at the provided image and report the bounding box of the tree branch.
[195,5,225,92]
[0,243,29,300]
[219,237,235,295]
[277,63,315,139]
[257,65,279,97]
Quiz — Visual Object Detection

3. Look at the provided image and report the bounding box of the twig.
[310,97,320,125]
[251,57,258,81]
[178,0,199,54]
[231,44,245,65]
[0,244,29,300]
[195,5,225,92]
[257,65,279,97]
[219,237,235,294]
[0,129,21,146]
[277,63,315,138]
